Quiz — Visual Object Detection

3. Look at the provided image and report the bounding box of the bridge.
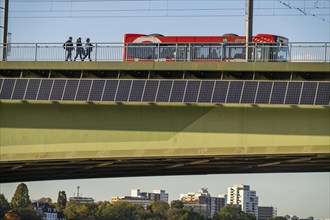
[0,43,329,183]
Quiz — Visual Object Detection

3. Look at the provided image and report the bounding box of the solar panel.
[25,79,41,100]
[50,79,66,101]
[198,81,215,103]
[12,79,28,100]
[0,79,15,100]
[299,82,317,105]
[89,80,105,102]
[184,81,201,103]
[270,82,287,104]
[62,80,79,101]
[76,80,92,101]
[212,81,229,103]
[315,82,330,106]
[129,80,146,102]
[37,79,53,100]
[2,78,328,106]
[115,80,132,102]
[0,79,3,94]
[170,80,187,103]
[226,81,244,104]
[156,80,173,102]
[241,81,258,104]
[255,81,272,104]
[142,80,159,102]
[285,82,302,105]
[102,80,118,101]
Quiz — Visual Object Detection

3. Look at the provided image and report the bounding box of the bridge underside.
[0,101,329,183]
[1,154,329,183]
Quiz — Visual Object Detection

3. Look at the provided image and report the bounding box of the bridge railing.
[0,42,329,62]
[288,43,330,62]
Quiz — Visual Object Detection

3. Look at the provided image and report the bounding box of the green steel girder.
[1,101,329,161]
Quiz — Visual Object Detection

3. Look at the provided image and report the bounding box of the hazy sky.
[1,0,330,219]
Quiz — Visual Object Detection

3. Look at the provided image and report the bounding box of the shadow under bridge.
[0,101,329,183]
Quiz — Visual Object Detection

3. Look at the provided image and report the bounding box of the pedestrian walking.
[83,38,94,61]
[63,36,74,61]
[74,37,85,61]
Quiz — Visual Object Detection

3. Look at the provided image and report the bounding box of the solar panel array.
[0,78,329,106]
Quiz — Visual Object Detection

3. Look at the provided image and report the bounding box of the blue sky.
[1,0,330,219]
[1,0,330,43]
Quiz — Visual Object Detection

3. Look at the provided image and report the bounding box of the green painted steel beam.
[1,101,329,162]
[1,61,329,73]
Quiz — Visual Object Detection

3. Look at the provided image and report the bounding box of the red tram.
[123,33,289,62]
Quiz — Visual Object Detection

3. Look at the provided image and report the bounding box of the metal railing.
[0,42,329,62]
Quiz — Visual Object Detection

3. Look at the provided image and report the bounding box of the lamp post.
[2,0,9,61]
[245,0,253,62]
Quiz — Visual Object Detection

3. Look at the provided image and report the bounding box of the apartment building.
[227,184,259,219]
[180,188,226,218]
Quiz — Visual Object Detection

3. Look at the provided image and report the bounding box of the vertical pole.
[325,43,328,62]
[35,43,38,61]
[95,43,98,61]
[2,0,9,61]
[245,0,253,62]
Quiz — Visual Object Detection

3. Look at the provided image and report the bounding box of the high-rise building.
[258,206,276,220]
[227,184,259,219]
[111,195,151,208]
[180,188,226,218]
[112,188,168,207]
[138,189,169,203]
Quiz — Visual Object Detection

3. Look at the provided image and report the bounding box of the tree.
[95,201,113,220]
[4,210,21,220]
[16,208,42,220]
[37,197,53,204]
[268,217,287,220]
[212,205,256,220]
[148,200,170,220]
[107,201,143,220]
[10,183,31,210]
[167,208,186,220]
[180,208,205,220]
[64,201,98,220]
[170,200,184,209]
[0,194,10,219]
[132,206,154,220]
[56,191,67,212]
[4,209,42,220]
[64,201,90,220]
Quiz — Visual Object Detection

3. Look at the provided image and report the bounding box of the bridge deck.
[0,61,329,183]
[1,61,330,71]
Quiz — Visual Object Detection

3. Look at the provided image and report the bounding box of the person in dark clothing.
[63,36,74,61]
[83,38,94,61]
[74,37,85,61]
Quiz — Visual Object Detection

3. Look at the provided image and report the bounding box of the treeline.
[0,183,282,220]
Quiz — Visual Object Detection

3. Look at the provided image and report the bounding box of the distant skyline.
[1,0,329,219]
[1,172,329,219]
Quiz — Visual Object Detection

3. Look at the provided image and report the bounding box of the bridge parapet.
[1,42,329,62]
